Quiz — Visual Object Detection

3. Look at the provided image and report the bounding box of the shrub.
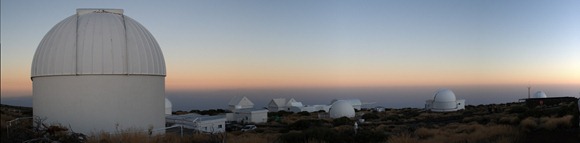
[279,128,342,143]
[289,119,329,130]
[414,128,438,139]
[269,110,293,117]
[278,131,306,143]
[519,117,537,132]
[387,133,419,143]
[540,115,573,130]
[297,111,310,116]
[499,116,519,125]
[508,105,528,114]
[361,113,380,120]
[333,117,354,126]
[354,129,387,143]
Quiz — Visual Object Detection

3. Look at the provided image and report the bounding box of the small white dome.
[165,98,172,115]
[532,91,547,98]
[31,9,165,78]
[433,89,456,102]
[329,100,355,118]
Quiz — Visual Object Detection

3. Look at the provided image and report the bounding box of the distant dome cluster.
[425,89,465,112]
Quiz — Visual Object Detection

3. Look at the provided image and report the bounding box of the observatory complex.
[32,9,166,134]
[425,89,466,112]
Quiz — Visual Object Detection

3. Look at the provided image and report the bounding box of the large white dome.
[532,91,547,98]
[31,9,165,77]
[329,100,355,118]
[32,9,166,134]
[433,89,456,102]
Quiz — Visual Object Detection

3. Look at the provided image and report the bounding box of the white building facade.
[228,96,255,111]
[225,96,268,124]
[268,98,292,112]
[268,98,330,113]
[166,114,226,133]
[226,109,268,124]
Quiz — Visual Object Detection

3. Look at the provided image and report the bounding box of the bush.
[297,111,310,116]
[508,105,528,114]
[278,132,306,143]
[289,119,329,130]
[268,110,293,117]
[362,113,380,120]
[279,128,342,143]
[540,115,573,130]
[519,117,537,132]
[333,117,354,126]
[383,115,400,122]
[354,129,387,143]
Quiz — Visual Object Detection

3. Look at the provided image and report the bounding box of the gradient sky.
[2,0,579,98]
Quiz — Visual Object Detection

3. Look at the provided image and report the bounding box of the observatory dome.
[433,89,456,102]
[32,9,166,135]
[533,91,547,98]
[329,100,355,118]
[425,88,465,112]
[31,9,165,77]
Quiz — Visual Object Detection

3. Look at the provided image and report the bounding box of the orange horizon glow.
[2,62,579,95]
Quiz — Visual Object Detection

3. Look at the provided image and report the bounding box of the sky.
[2,0,580,100]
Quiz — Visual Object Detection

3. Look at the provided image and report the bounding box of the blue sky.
[1,0,579,97]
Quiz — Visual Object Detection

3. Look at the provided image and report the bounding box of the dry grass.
[519,115,573,131]
[499,116,519,124]
[85,130,279,143]
[390,124,519,143]
[280,114,302,124]
[540,115,573,130]
[226,133,278,143]
[414,128,438,139]
[387,133,419,143]
[519,117,538,131]
[0,114,15,129]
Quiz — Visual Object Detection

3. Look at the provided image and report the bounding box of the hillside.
[1,101,578,143]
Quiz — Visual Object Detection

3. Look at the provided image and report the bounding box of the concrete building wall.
[33,75,165,134]
[196,119,226,133]
[249,110,268,123]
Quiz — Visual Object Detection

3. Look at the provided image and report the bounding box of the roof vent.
[77,8,123,15]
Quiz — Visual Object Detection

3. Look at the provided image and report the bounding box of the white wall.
[426,99,466,112]
[267,100,285,112]
[33,75,165,134]
[195,119,226,133]
[250,110,268,123]
[229,110,268,124]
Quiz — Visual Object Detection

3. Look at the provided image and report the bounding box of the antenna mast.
[527,83,531,99]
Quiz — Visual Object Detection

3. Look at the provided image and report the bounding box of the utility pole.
[527,85,531,99]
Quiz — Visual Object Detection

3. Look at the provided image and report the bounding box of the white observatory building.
[425,89,465,112]
[329,100,356,118]
[532,91,548,98]
[32,9,166,134]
